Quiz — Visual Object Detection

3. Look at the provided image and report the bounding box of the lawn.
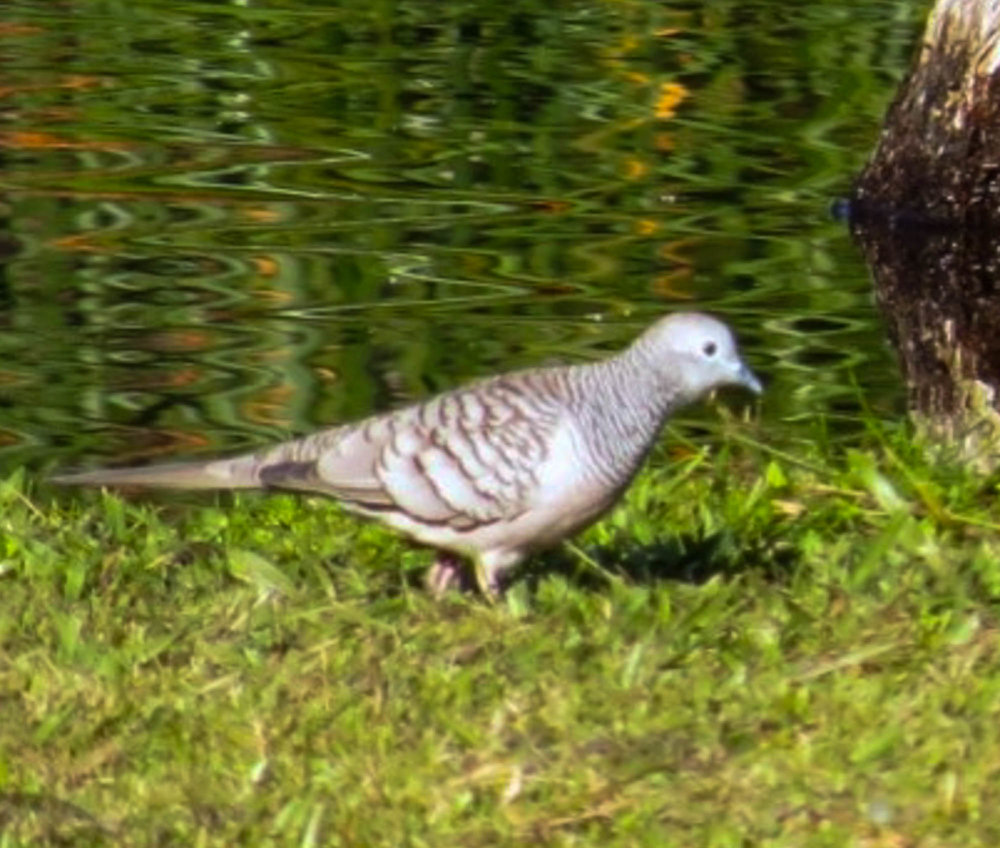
[3,411,1000,846]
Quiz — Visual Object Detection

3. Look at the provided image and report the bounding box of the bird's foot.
[426,554,473,597]
[476,553,522,600]
[426,554,516,600]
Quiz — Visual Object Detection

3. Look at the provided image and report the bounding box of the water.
[0,0,928,471]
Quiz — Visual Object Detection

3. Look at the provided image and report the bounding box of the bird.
[53,312,761,596]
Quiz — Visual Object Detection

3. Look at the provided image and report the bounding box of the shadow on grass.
[518,526,797,594]
[391,525,796,598]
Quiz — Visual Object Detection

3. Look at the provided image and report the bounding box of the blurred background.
[0,0,928,471]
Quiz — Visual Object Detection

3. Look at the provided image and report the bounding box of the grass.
[4,413,1000,846]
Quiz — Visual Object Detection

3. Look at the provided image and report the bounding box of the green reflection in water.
[0,0,928,468]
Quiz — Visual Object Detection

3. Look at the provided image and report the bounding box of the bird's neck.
[605,342,690,415]
[566,349,688,482]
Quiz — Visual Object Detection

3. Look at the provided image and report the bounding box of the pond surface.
[0,0,927,472]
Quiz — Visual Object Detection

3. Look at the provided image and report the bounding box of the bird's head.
[632,312,762,399]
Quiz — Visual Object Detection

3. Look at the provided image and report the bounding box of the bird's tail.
[51,455,261,490]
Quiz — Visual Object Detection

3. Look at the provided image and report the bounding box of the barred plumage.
[52,312,761,595]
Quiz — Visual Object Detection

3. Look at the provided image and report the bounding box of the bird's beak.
[735,361,763,395]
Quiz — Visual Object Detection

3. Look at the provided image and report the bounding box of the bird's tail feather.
[51,456,260,490]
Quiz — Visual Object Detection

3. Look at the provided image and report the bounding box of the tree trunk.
[851,0,1000,465]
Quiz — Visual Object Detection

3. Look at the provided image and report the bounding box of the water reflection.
[850,212,1000,467]
[0,0,928,469]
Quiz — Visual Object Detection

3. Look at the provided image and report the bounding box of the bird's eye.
[703,341,717,357]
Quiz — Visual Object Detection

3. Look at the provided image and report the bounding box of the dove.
[53,312,761,596]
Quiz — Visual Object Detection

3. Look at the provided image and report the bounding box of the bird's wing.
[252,375,564,531]
[52,374,567,533]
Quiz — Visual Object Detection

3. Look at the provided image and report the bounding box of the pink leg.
[425,553,470,597]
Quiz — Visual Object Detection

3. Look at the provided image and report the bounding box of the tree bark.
[854,0,1000,221]
[851,0,1000,464]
